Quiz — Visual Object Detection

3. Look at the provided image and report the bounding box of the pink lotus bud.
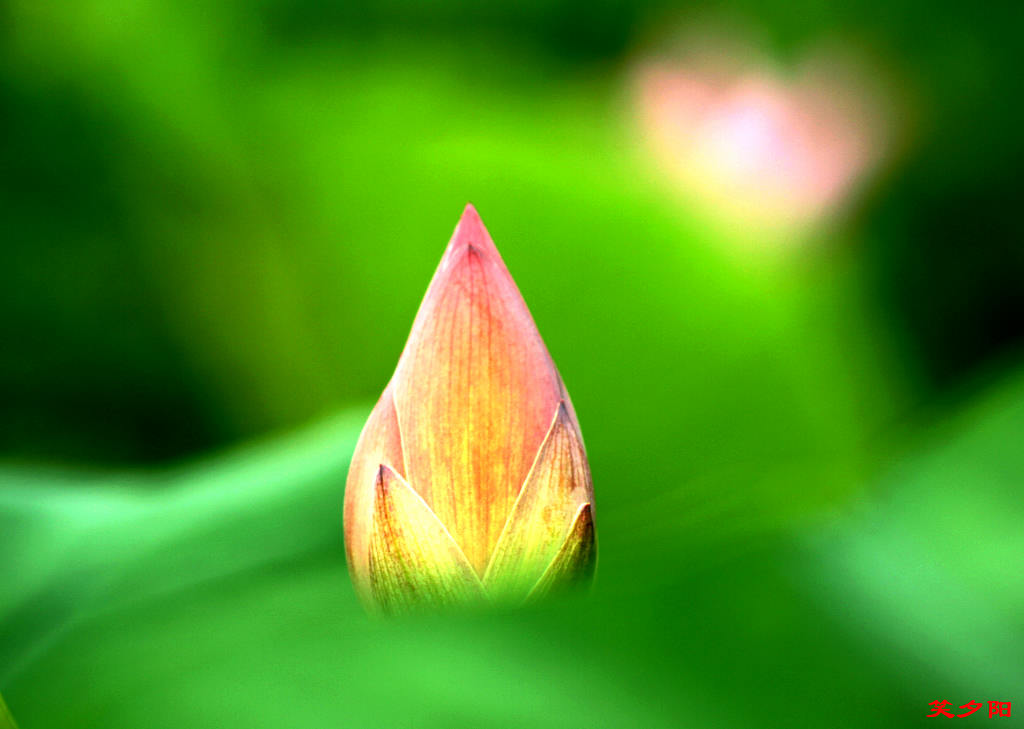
[344,205,596,613]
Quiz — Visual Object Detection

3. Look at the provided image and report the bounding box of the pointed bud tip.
[444,202,499,263]
[461,202,481,224]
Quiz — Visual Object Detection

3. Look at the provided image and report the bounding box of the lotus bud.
[344,205,596,613]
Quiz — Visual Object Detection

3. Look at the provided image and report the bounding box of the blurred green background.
[1,0,1022,727]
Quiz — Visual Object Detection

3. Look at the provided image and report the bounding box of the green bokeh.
[2,0,1021,726]
[4,373,1023,728]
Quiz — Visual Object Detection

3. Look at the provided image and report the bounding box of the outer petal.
[369,465,485,613]
[528,503,596,601]
[392,205,562,572]
[483,403,593,601]
[343,387,405,605]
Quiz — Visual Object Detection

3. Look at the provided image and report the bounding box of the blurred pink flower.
[636,42,891,233]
